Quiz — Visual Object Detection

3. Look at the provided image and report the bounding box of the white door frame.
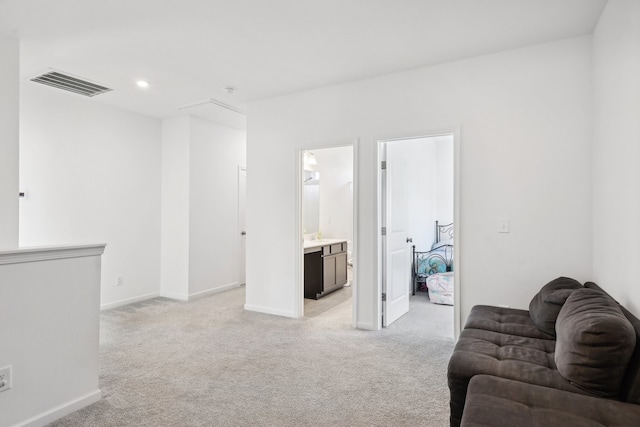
[238,165,247,285]
[376,128,461,337]
[294,139,359,326]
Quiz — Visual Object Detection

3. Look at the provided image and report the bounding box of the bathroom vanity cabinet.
[303,240,348,299]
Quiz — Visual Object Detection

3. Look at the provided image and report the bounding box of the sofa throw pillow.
[529,277,582,336]
[555,288,636,397]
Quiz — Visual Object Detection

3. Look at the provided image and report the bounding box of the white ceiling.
[0,0,607,129]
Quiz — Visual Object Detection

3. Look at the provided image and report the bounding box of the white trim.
[100,292,160,310]
[295,148,304,318]
[238,165,247,285]
[356,321,376,331]
[375,140,384,331]
[102,283,243,310]
[177,98,246,116]
[188,282,241,300]
[16,389,102,427]
[351,139,360,329]
[0,244,106,265]
[157,282,242,301]
[244,304,295,318]
[159,291,189,301]
[452,128,462,341]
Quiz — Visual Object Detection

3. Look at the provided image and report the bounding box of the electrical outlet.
[0,365,12,393]
[116,276,124,287]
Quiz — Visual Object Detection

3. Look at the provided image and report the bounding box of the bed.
[412,221,454,301]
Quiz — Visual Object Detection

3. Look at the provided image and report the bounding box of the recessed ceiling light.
[137,80,150,88]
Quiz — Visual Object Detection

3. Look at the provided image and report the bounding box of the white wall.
[592,0,640,315]
[20,86,246,307]
[313,146,353,243]
[19,84,162,309]
[436,137,454,225]
[188,116,246,296]
[0,35,19,248]
[0,245,105,427]
[401,136,453,252]
[401,138,435,251]
[246,36,593,328]
[160,116,191,299]
[160,116,246,299]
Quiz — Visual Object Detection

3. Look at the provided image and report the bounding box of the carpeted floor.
[49,287,454,427]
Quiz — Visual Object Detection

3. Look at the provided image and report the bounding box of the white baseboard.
[100,292,160,310]
[102,283,242,309]
[188,282,241,300]
[356,321,378,331]
[244,304,295,318]
[158,291,189,301]
[18,389,102,427]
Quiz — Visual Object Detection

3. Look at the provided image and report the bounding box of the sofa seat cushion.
[464,305,554,339]
[447,328,587,426]
[555,288,637,397]
[460,375,640,427]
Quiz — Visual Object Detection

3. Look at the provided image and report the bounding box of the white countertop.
[303,238,347,250]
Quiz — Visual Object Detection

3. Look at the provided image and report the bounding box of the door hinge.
[381,227,386,236]
[381,293,387,302]
[381,161,386,170]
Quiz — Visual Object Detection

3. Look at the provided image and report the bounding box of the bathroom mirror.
[303,169,320,235]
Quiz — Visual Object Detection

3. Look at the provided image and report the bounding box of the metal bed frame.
[412,221,454,295]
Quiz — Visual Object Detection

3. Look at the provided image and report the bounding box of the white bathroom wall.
[19,83,162,309]
[592,0,640,314]
[0,35,19,248]
[246,36,593,328]
[313,146,353,242]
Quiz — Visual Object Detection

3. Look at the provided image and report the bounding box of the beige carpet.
[49,287,454,427]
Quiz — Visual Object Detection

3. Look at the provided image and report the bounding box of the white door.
[383,142,411,326]
[238,167,247,285]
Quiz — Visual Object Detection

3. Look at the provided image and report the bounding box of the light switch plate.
[498,218,510,233]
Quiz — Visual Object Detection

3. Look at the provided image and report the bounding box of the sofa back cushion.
[555,288,636,397]
[529,277,582,336]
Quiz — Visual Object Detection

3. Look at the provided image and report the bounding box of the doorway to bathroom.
[299,144,356,324]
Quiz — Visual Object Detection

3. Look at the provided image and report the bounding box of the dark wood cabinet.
[304,240,348,299]
[323,251,347,293]
[304,250,322,299]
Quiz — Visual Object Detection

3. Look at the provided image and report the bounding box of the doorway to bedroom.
[379,133,456,336]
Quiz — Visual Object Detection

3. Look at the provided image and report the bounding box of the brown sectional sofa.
[461,375,640,427]
[447,279,640,427]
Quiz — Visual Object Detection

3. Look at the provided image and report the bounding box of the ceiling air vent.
[31,71,112,97]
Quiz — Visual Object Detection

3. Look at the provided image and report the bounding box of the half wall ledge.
[0,243,107,265]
